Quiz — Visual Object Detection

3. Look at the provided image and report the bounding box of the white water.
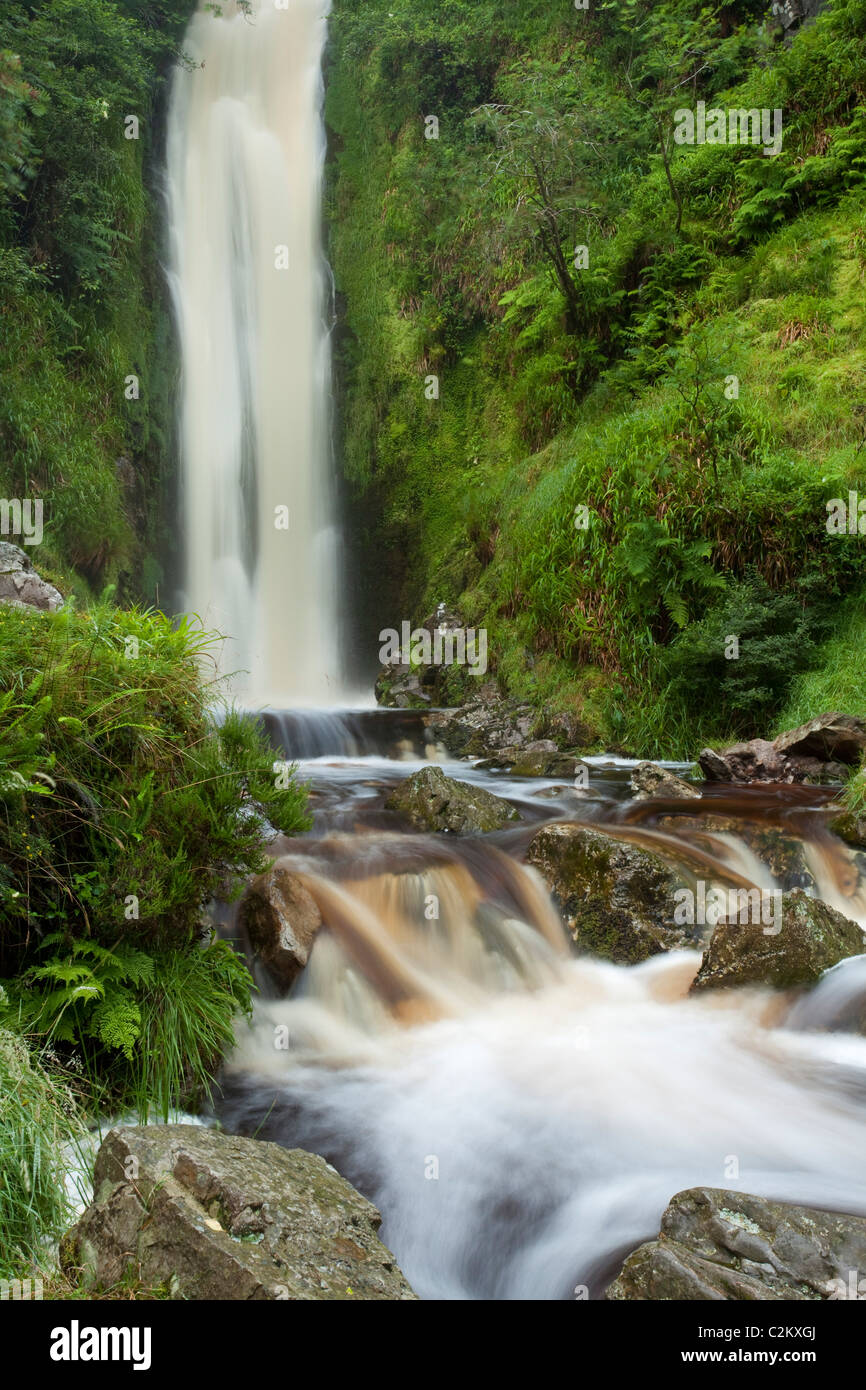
[166,0,340,705]
[222,772,866,1300]
[228,937,866,1300]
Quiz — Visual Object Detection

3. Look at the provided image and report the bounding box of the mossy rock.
[525,823,699,964]
[385,764,520,833]
[691,888,865,993]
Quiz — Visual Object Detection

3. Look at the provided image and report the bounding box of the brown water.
[219,710,866,1299]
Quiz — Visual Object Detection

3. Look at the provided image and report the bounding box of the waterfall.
[166,0,341,706]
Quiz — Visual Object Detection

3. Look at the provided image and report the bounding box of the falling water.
[166,0,340,705]
[220,747,866,1300]
[161,1,866,1303]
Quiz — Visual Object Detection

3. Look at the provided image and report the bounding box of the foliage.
[660,573,821,737]
[0,0,196,595]
[0,600,310,969]
[0,1021,85,1276]
[328,0,866,753]
[3,935,253,1119]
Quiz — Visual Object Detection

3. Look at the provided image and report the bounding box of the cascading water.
[166,0,340,705]
[219,751,866,1300]
[163,0,866,1304]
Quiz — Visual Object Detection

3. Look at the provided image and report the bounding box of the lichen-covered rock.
[509,748,579,778]
[385,764,520,833]
[525,823,699,963]
[690,888,864,993]
[427,698,538,759]
[629,762,701,800]
[61,1125,416,1301]
[0,541,63,611]
[238,863,322,991]
[606,1187,866,1300]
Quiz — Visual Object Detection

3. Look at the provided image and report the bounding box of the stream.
[217,709,866,1300]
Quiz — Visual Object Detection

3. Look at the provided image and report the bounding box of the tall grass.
[0,1024,85,1277]
[776,593,866,731]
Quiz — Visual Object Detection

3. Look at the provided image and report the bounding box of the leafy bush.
[659,574,820,736]
[0,600,310,971]
[3,936,252,1119]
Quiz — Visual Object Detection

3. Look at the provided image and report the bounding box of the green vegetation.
[0,600,309,1108]
[0,597,310,1273]
[0,0,196,600]
[0,1023,85,1277]
[327,0,866,754]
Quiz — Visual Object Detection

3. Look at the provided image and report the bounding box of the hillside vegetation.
[326,0,866,753]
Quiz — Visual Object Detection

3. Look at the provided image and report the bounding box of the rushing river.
[217,710,866,1300]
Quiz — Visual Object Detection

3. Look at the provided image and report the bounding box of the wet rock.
[657,814,815,893]
[629,762,701,801]
[238,864,322,991]
[698,747,734,781]
[690,888,864,993]
[61,1125,416,1300]
[775,713,866,765]
[510,749,579,778]
[525,823,700,964]
[606,1187,866,1301]
[427,697,537,760]
[700,713,865,785]
[375,607,486,709]
[385,764,520,834]
[699,738,784,783]
[0,542,63,612]
[374,665,431,709]
[831,805,866,850]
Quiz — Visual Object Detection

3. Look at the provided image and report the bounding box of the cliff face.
[325,0,866,752]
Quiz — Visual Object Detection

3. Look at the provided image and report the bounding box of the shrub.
[659,573,820,736]
[3,936,253,1120]
[0,599,310,973]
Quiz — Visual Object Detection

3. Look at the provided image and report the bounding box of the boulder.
[606,1187,866,1300]
[699,713,865,785]
[427,697,538,760]
[61,1125,416,1301]
[525,823,700,964]
[831,805,866,850]
[385,764,520,834]
[629,762,701,800]
[690,887,864,993]
[238,864,323,992]
[510,749,579,778]
[0,541,63,611]
[775,712,866,765]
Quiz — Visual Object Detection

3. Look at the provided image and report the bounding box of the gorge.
[1,0,866,1317]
